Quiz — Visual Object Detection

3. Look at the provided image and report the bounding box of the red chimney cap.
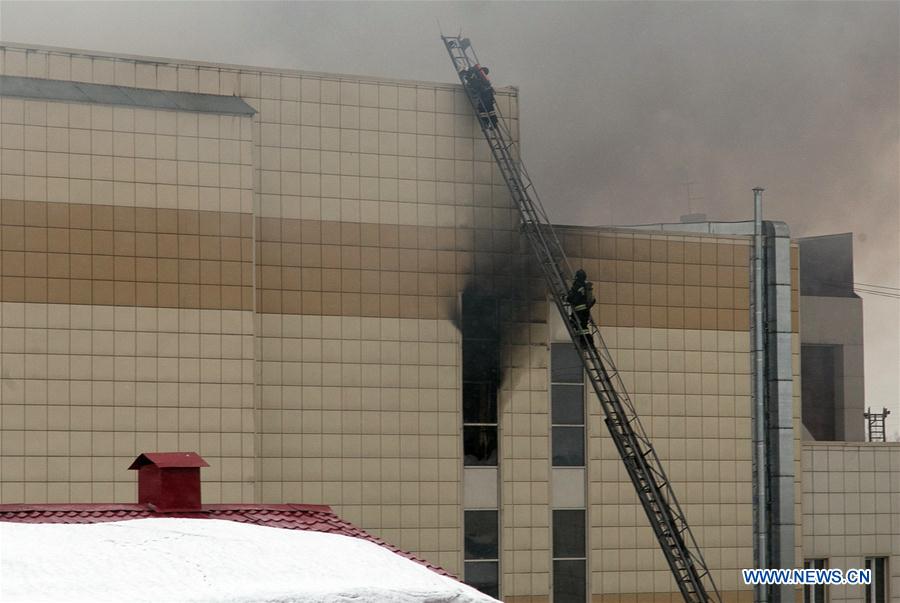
[128,452,209,470]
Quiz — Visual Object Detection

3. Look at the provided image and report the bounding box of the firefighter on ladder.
[462,64,498,129]
[567,269,597,354]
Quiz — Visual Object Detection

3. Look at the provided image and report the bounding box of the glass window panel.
[875,557,886,603]
[464,561,499,599]
[553,559,586,603]
[553,510,585,558]
[464,510,499,560]
[552,384,584,425]
[464,426,498,466]
[866,557,887,603]
[551,343,583,383]
[552,426,585,467]
[463,382,498,424]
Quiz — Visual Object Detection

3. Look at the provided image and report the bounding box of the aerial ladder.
[441,35,721,603]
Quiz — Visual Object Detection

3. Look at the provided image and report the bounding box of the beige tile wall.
[0,67,258,504]
[501,312,552,597]
[589,326,752,596]
[0,303,257,503]
[802,442,900,602]
[254,314,463,572]
[0,96,253,213]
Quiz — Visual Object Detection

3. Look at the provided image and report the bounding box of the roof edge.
[0,40,518,95]
[0,75,256,116]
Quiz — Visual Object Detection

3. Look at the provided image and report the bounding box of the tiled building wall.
[802,442,900,603]
[586,325,754,601]
[0,68,259,504]
[0,42,526,578]
[500,305,553,598]
[558,232,802,602]
[1,42,813,602]
[0,303,256,503]
[255,313,463,571]
[231,51,527,578]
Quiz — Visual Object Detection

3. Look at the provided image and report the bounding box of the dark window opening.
[462,292,500,467]
[552,426,585,466]
[552,384,585,425]
[866,557,887,603]
[464,510,500,598]
[551,342,583,383]
[553,510,586,603]
[553,509,586,559]
[464,426,498,466]
[464,561,499,599]
[553,559,587,603]
[464,509,499,559]
[463,382,498,424]
[552,343,585,468]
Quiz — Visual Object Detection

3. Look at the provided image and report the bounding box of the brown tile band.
[253,215,766,331]
[0,199,254,310]
[0,199,796,331]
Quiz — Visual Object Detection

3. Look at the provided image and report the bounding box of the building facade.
[0,42,896,602]
[798,233,865,442]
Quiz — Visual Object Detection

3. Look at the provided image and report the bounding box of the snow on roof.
[0,503,450,578]
[0,518,498,603]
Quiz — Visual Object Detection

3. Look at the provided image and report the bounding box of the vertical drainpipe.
[751,187,768,603]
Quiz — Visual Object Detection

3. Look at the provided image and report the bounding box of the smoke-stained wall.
[0,42,820,603]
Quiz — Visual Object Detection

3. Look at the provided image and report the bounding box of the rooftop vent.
[128,452,209,511]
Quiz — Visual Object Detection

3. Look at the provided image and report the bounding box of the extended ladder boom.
[442,35,721,603]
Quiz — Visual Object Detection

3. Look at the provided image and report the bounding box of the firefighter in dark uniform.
[567,269,596,353]
[462,64,498,129]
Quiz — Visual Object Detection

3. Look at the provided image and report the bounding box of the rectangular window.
[551,343,585,467]
[552,426,585,466]
[464,510,499,598]
[552,509,586,603]
[462,293,499,467]
[865,557,887,603]
[551,343,583,383]
[463,426,498,466]
[464,560,499,599]
[803,559,827,603]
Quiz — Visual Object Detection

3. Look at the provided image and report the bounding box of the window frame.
[550,343,586,468]
[551,508,587,603]
[803,558,827,603]
[461,295,500,467]
[865,556,888,603]
[464,509,500,598]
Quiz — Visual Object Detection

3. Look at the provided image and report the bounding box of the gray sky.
[3,1,898,434]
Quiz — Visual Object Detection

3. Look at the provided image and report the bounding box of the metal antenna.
[682,180,703,215]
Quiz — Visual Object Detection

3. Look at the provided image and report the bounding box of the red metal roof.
[0,503,452,578]
[128,452,210,469]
